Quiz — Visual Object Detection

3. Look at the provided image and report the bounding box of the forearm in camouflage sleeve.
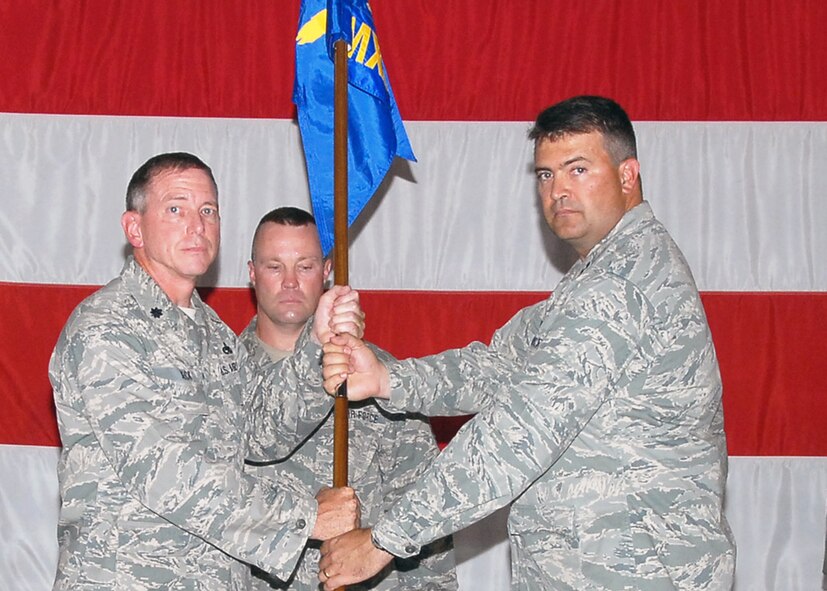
[246,321,333,461]
[66,332,316,578]
[373,281,645,556]
[385,306,540,416]
[379,409,458,587]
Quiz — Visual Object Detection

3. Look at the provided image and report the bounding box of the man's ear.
[323,258,333,282]
[121,211,143,248]
[619,158,640,194]
[248,260,256,288]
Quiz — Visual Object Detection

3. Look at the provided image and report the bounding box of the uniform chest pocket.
[151,368,210,442]
[348,434,381,485]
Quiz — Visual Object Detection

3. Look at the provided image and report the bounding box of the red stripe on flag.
[2,283,825,455]
[1,1,825,121]
[704,292,827,457]
[362,290,827,457]
[0,283,97,447]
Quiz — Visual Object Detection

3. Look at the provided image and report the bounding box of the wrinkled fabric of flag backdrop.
[1,2,825,589]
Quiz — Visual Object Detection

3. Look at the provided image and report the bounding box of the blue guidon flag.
[294,0,415,256]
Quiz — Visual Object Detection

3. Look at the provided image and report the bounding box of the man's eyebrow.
[534,156,589,173]
[562,155,588,167]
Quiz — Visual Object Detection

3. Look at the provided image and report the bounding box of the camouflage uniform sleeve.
[382,412,458,590]
[372,273,652,557]
[384,305,538,416]
[62,324,317,579]
[246,320,334,461]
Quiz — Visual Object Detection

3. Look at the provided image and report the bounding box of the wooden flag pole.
[332,38,349,494]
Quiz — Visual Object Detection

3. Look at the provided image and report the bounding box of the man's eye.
[202,207,216,216]
[169,206,179,214]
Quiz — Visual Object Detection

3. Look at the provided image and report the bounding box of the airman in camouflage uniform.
[318,96,736,590]
[49,154,360,590]
[240,208,456,590]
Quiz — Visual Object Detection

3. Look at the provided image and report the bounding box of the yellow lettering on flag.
[365,32,383,79]
[295,8,386,81]
[349,20,371,63]
[296,9,327,45]
[348,18,385,80]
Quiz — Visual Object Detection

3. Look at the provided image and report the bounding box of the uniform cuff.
[372,518,421,559]
[252,490,318,579]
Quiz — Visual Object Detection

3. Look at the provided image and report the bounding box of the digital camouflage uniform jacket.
[240,319,457,591]
[49,257,333,590]
[372,203,736,590]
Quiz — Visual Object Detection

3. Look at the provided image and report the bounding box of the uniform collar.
[120,255,205,329]
[582,202,653,266]
[240,316,292,367]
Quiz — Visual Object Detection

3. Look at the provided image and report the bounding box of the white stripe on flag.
[3,114,826,292]
[3,446,825,591]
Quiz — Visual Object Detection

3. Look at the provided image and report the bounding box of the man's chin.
[550,219,584,239]
[181,260,215,279]
[274,308,312,325]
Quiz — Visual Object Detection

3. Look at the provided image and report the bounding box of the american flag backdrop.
[1,2,826,589]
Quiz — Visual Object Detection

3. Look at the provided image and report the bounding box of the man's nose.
[282,270,298,288]
[550,178,568,202]
[187,211,206,234]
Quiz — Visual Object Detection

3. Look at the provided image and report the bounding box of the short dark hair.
[250,207,318,261]
[126,152,218,212]
[529,96,637,164]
